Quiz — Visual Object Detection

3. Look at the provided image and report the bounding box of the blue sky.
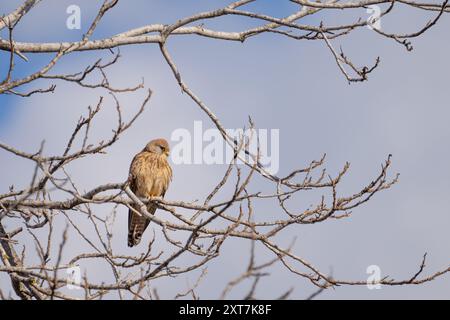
[1,1,449,299]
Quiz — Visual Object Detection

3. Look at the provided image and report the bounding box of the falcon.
[127,138,172,247]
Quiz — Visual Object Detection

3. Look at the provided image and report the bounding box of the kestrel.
[127,138,172,247]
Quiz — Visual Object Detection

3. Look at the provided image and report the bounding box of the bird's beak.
[164,150,170,157]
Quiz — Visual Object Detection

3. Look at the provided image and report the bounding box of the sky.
[0,0,449,299]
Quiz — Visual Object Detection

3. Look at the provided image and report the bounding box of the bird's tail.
[127,203,156,247]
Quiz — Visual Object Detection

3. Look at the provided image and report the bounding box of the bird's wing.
[127,152,148,247]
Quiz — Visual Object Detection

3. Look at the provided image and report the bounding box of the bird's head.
[145,138,170,157]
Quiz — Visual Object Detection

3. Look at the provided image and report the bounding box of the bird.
[127,138,172,247]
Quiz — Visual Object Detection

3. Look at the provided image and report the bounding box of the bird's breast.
[133,153,172,198]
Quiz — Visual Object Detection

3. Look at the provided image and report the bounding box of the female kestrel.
[127,138,172,247]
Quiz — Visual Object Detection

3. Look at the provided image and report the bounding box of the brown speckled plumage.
[128,139,172,247]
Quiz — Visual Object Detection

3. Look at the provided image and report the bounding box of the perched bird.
[127,138,172,247]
